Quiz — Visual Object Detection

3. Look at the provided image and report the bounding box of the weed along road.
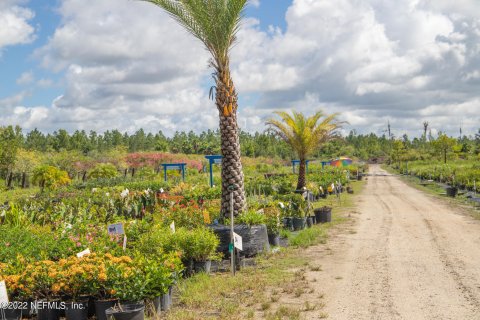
[308,164,480,320]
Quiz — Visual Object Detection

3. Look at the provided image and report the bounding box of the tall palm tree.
[144,0,248,215]
[266,110,342,190]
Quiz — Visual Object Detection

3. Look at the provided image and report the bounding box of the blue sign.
[205,155,223,187]
[291,160,310,174]
[161,163,187,182]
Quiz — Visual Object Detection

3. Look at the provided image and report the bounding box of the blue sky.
[0,0,479,137]
[0,0,290,108]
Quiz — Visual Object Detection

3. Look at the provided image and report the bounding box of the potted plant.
[22,260,62,320]
[0,273,27,320]
[60,255,104,320]
[314,206,332,223]
[264,206,281,246]
[91,254,120,320]
[187,228,221,274]
[289,194,307,231]
[138,253,182,315]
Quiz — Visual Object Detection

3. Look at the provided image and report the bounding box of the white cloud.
[3,0,479,138]
[230,0,480,136]
[0,0,35,53]
[16,71,34,85]
[250,0,260,8]
[29,0,213,135]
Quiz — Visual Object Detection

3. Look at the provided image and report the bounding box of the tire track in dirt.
[382,176,480,310]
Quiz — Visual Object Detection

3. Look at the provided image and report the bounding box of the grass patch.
[265,306,301,320]
[165,180,366,319]
[0,187,39,203]
[289,225,328,248]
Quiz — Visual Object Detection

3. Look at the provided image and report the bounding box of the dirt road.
[303,165,480,319]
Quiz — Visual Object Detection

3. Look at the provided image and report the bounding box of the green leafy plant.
[88,163,118,179]
[236,209,266,226]
[32,165,71,191]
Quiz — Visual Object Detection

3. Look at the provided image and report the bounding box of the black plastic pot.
[268,233,280,246]
[446,186,458,197]
[87,297,96,318]
[357,174,363,181]
[309,215,317,224]
[160,292,170,311]
[193,260,212,274]
[105,304,144,320]
[292,217,306,231]
[306,216,313,228]
[314,207,332,223]
[148,297,161,316]
[65,301,88,320]
[209,224,270,257]
[0,308,23,320]
[282,217,293,230]
[36,303,60,320]
[95,299,118,320]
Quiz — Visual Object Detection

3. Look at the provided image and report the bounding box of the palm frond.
[266,110,343,159]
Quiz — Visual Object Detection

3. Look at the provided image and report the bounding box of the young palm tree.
[144,0,248,215]
[266,110,342,190]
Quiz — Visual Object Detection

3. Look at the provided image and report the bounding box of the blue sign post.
[291,160,310,174]
[205,155,222,187]
[161,163,187,182]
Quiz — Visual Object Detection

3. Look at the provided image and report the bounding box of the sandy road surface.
[303,165,480,320]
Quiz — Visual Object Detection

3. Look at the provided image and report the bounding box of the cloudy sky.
[0,0,479,138]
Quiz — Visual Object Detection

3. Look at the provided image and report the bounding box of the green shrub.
[32,165,71,190]
[236,209,266,226]
[88,163,118,179]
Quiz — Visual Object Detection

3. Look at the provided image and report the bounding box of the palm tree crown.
[266,110,342,189]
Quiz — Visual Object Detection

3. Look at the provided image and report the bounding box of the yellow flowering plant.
[58,254,106,301]
[103,254,146,302]
[20,260,62,300]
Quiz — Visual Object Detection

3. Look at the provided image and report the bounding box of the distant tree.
[266,110,342,190]
[32,165,71,191]
[433,133,457,164]
[0,125,22,178]
[88,163,118,179]
[423,121,429,141]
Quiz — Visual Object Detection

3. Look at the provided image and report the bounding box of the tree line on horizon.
[0,124,479,161]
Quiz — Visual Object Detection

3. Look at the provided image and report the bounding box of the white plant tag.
[0,281,8,303]
[233,232,243,251]
[76,248,91,258]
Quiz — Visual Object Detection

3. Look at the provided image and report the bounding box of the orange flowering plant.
[103,254,146,302]
[20,260,62,300]
[0,262,28,301]
[57,254,106,301]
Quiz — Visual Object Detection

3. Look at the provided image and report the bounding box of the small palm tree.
[143,0,248,215]
[266,110,342,190]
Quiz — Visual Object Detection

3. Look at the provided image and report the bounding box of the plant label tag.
[170,221,175,233]
[107,223,124,235]
[123,235,127,251]
[0,281,8,303]
[76,248,91,258]
[233,232,243,251]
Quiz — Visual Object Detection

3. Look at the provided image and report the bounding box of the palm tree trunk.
[219,113,245,216]
[296,158,306,190]
[216,68,245,216]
